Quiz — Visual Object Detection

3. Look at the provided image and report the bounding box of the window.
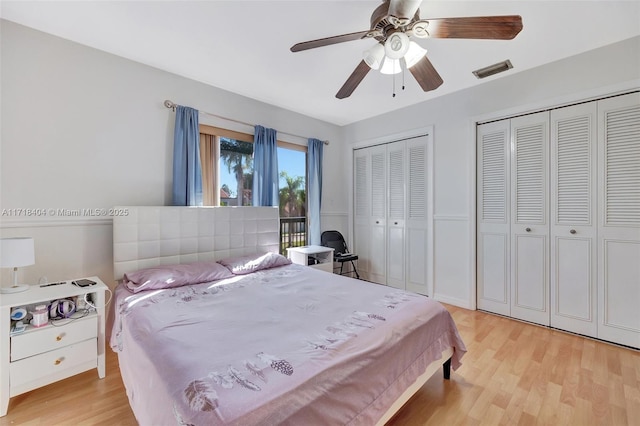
[278,147,306,218]
[219,137,254,206]
[199,125,307,214]
[278,147,307,252]
[199,125,309,253]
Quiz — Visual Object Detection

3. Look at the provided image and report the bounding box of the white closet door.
[387,142,405,289]
[405,136,430,295]
[597,92,640,348]
[369,145,387,285]
[510,111,550,326]
[353,149,371,280]
[477,119,511,316]
[550,102,597,337]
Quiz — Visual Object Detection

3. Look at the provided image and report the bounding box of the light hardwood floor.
[1,305,638,425]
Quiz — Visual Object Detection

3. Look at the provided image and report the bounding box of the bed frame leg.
[443,358,451,380]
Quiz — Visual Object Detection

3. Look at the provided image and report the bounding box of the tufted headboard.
[112,206,280,280]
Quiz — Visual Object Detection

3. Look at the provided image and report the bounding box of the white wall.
[342,36,640,308]
[2,19,638,312]
[0,20,344,289]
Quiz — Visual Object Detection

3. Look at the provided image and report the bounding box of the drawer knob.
[525,227,531,232]
[570,229,577,234]
[56,335,63,341]
[54,358,63,366]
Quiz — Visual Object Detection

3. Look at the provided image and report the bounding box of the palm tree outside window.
[279,172,305,217]
[219,137,254,206]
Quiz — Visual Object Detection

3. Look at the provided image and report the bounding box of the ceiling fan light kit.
[380,57,401,75]
[366,38,428,75]
[384,32,410,58]
[290,0,523,99]
[403,42,427,68]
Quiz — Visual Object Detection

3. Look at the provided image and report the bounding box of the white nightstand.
[0,277,107,416]
[287,245,334,273]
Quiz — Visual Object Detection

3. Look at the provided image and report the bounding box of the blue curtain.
[307,138,324,245]
[252,125,279,206]
[172,105,202,206]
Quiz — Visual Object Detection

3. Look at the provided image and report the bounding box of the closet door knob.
[570,229,577,234]
[394,222,398,225]
[376,221,380,224]
[525,227,531,232]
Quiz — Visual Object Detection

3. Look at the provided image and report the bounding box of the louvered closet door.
[550,102,597,337]
[477,119,511,316]
[353,149,371,280]
[510,112,550,326]
[369,145,388,285]
[386,142,405,289]
[405,136,430,295]
[597,92,640,348]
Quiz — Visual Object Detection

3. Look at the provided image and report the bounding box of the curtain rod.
[164,100,329,145]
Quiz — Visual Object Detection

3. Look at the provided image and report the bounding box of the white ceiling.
[2,1,639,126]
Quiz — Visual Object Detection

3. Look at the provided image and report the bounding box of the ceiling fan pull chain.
[402,61,406,91]
[392,72,396,97]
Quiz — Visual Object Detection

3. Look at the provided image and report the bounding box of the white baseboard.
[433,293,473,310]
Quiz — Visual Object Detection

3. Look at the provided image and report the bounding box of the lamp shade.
[404,41,427,68]
[380,57,402,75]
[0,237,35,268]
[363,43,385,70]
[384,32,410,59]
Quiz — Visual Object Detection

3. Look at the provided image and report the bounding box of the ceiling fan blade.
[291,31,371,52]
[409,56,444,92]
[336,60,371,99]
[427,15,523,40]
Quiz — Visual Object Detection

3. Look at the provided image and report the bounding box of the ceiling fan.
[290,0,523,99]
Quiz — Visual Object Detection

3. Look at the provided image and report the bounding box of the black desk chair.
[321,230,360,279]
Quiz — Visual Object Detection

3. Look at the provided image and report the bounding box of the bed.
[110,206,466,425]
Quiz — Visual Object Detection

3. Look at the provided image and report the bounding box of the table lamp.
[0,237,35,294]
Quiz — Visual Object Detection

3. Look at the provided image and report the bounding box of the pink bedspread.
[110,264,466,425]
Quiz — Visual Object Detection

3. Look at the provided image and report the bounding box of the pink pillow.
[124,261,234,293]
[217,252,291,275]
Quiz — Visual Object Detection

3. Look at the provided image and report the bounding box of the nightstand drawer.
[9,339,97,391]
[11,316,97,361]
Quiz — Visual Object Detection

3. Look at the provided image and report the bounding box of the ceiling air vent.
[473,59,513,79]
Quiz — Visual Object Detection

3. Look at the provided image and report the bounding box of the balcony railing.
[280,217,307,254]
